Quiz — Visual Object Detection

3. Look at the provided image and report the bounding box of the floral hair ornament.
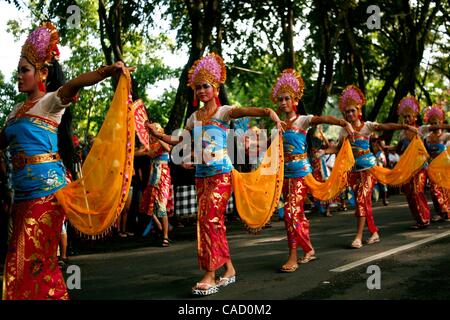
[424,103,446,124]
[271,69,304,112]
[338,85,366,113]
[188,52,226,107]
[21,22,60,92]
[397,95,420,116]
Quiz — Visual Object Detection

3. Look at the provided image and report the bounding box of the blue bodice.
[5,116,66,201]
[283,128,312,178]
[192,118,233,178]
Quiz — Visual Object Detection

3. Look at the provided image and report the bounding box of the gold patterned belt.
[353,149,370,157]
[285,152,307,162]
[12,152,61,171]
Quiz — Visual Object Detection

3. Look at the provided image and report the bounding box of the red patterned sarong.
[282,177,313,254]
[430,182,449,219]
[404,169,430,225]
[2,195,69,300]
[348,170,378,234]
[140,161,171,217]
[195,173,232,271]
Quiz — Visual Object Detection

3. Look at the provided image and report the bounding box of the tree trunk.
[278,0,295,69]
[166,0,222,133]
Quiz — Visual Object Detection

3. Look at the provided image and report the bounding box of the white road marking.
[330,230,450,272]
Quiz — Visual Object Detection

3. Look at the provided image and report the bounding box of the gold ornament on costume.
[271,69,304,103]
[21,22,60,69]
[187,52,227,89]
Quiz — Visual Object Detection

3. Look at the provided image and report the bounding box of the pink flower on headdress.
[271,69,304,103]
[424,104,446,123]
[21,22,59,68]
[338,85,366,112]
[397,96,420,116]
[188,52,226,89]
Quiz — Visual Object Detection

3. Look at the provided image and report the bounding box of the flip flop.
[192,283,219,296]
[298,255,317,264]
[279,264,298,273]
[366,236,380,245]
[350,239,363,249]
[216,275,236,288]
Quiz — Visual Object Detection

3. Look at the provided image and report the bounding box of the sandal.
[216,275,236,288]
[366,235,380,245]
[279,264,298,273]
[192,283,219,296]
[351,239,363,249]
[298,254,317,264]
[162,238,170,247]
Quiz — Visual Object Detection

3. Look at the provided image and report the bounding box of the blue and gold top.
[186,105,235,178]
[4,91,69,201]
[283,115,313,179]
[426,142,446,159]
[350,136,376,171]
[5,116,66,201]
[424,131,450,160]
[339,121,379,172]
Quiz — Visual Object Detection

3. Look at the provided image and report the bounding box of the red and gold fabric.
[282,177,313,253]
[404,169,430,225]
[195,173,232,271]
[140,161,171,217]
[430,182,449,218]
[2,195,69,300]
[348,171,378,234]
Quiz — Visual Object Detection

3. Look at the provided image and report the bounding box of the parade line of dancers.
[0,23,448,299]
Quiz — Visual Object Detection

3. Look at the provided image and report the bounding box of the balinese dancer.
[139,122,173,246]
[146,53,284,296]
[0,22,130,300]
[423,104,450,222]
[273,69,355,272]
[395,96,431,228]
[332,85,419,249]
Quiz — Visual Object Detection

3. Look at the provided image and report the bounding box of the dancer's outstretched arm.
[376,123,418,134]
[311,115,354,137]
[145,122,185,146]
[229,107,285,132]
[58,61,134,103]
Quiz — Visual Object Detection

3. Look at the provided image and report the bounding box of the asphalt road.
[55,194,450,301]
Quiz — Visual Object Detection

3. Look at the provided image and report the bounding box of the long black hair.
[46,58,75,177]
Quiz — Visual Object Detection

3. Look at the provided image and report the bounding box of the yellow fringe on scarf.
[369,136,429,186]
[304,139,355,201]
[427,149,450,190]
[55,73,135,235]
[232,133,284,232]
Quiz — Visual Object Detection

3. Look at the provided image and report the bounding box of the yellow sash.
[370,136,429,186]
[427,148,450,190]
[232,133,284,232]
[55,73,135,235]
[304,139,355,201]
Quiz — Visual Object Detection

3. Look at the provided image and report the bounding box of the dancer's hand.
[111,61,136,75]
[145,121,162,139]
[343,121,355,141]
[268,109,286,133]
[405,125,419,135]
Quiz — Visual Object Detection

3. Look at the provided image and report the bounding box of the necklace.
[196,105,218,123]
[353,121,365,132]
[14,95,44,118]
[285,114,299,128]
